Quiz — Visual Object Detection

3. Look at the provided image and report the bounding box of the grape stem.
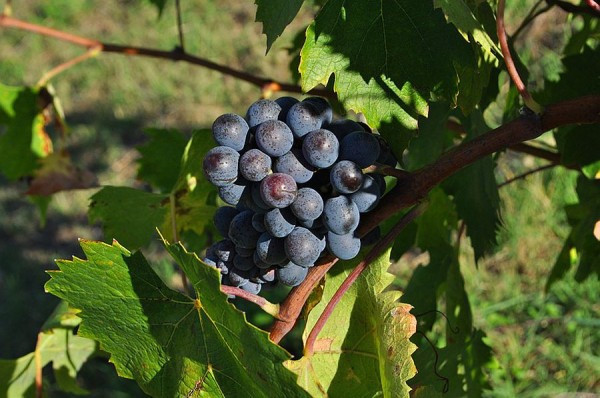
[270,94,600,343]
[0,15,335,98]
[303,203,427,357]
[545,0,600,15]
[220,285,281,319]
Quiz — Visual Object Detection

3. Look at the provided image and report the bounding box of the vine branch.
[270,94,600,342]
[497,163,557,188]
[303,204,427,356]
[0,15,334,98]
[220,285,281,318]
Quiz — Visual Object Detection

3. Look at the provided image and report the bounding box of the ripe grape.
[284,227,323,267]
[239,149,271,182]
[264,208,296,238]
[251,213,266,233]
[203,146,239,186]
[260,173,298,208]
[240,280,262,294]
[258,268,276,283]
[290,187,323,221]
[326,231,361,260]
[274,149,315,183]
[286,101,324,138]
[327,119,365,141]
[275,96,299,121]
[213,207,239,238]
[303,97,333,125]
[250,183,271,211]
[323,196,360,235]
[349,174,381,212]
[302,129,339,168]
[253,251,271,269]
[233,254,255,271]
[215,239,235,262]
[212,113,249,151]
[330,160,364,194]
[228,210,260,249]
[246,99,282,128]
[255,120,294,157]
[256,232,287,265]
[340,131,380,168]
[216,260,231,275]
[276,262,309,286]
[235,246,254,257]
[218,181,247,205]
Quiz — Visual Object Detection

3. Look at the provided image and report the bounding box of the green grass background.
[0,0,598,396]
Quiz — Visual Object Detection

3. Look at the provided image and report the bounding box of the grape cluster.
[202,96,396,295]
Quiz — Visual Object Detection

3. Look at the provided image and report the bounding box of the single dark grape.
[275,96,299,121]
[216,260,232,275]
[240,280,262,294]
[276,262,309,286]
[213,207,238,238]
[326,231,361,260]
[228,268,249,287]
[375,135,397,166]
[235,246,254,257]
[286,101,324,138]
[327,119,365,141]
[246,99,282,128]
[233,254,255,271]
[340,131,381,168]
[218,181,247,205]
[256,232,287,265]
[239,149,271,182]
[260,173,298,208]
[215,239,235,262]
[273,148,315,184]
[264,208,296,238]
[253,251,271,269]
[255,120,294,157]
[302,129,339,168]
[251,213,266,233]
[302,97,333,125]
[251,182,271,211]
[323,196,360,235]
[212,113,249,151]
[258,268,276,283]
[330,160,364,194]
[202,255,217,268]
[284,227,323,267]
[290,187,324,221]
[228,210,260,249]
[349,174,381,212]
[203,146,239,186]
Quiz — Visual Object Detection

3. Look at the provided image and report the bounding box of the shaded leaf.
[287,248,417,397]
[46,239,310,398]
[555,124,600,168]
[137,128,188,193]
[255,0,304,51]
[88,186,168,249]
[25,151,97,196]
[406,102,453,171]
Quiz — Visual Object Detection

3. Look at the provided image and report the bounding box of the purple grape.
[252,213,266,232]
[302,97,333,125]
[203,146,239,186]
[257,267,276,283]
[264,208,296,238]
[246,99,282,128]
[253,251,271,269]
[213,207,239,238]
[323,196,360,235]
[218,181,247,205]
[274,149,315,184]
[349,174,381,213]
[286,101,324,138]
[212,113,249,151]
[235,246,254,257]
[239,149,271,182]
[233,254,255,271]
[260,173,298,208]
[326,231,361,260]
[290,187,324,221]
[276,262,309,286]
[275,96,299,121]
[255,120,294,157]
[240,280,262,294]
[256,232,287,265]
[228,210,260,249]
[302,129,339,169]
[215,239,235,261]
[327,119,365,141]
[330,160,364,194]
[340,132,380,168]
[284,227,323,267]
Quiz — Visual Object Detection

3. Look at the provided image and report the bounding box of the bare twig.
[512,0,552,41]
[0,15,334,98]
[498,163,557,188]
[304,203,427,357]
[220,285,281,318]
[174,0,185,51]
[37,46,101,86]
[497,0,544,113]
[546,0,600,15]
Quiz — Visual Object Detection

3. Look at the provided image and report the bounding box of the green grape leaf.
[300,0,472,102]
[443,111,500,261]
[0,304,96,398]
[454,51,494,114]
[88,186,168,249]
[287,248,417,397]
[46,239,310,398]
[0,83,48,180]
[137,128,188,193]
[255,0,304,51]
[537,46,600,103]
[433,0,500,60]
[555,124,600,168]
[406,102,453,171]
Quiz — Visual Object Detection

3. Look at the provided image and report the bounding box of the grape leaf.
[0,83,48,180]
[300,0,473,103]
[0,303,96,398]
[443,110,500,261]
[137,128,188,193]
[88,186,168,249]
[25,151,97,196]
[555,124,600,168]
[406,102,453,171]
[287,248,417,397]
[255,0,304,51]
[46,239,310,398]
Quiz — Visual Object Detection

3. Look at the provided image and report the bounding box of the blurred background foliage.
[0,0,598,396]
